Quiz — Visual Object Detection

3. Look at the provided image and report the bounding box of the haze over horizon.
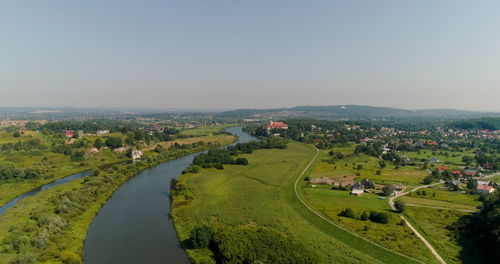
[2,1,500,111]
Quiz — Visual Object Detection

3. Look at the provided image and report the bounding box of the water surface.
[84,127,257,264]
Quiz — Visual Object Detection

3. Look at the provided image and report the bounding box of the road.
[388,182,447,264]
[293,146,424,264]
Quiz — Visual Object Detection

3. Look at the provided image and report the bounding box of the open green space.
[303,154,435,263]
[404,206,483,264]
[398,188,481,211]
[313,149,428,187]
[0,132,236,263]
[172,142,428,264]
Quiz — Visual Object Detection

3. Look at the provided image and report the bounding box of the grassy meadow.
[172,142,430,264]
[302,151,436,263]
[403,206,486,264]
[398,188,481,211]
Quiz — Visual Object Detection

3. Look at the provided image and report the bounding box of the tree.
[12,131,21,137]
[93,138,105,149]
[71,151,85,162]
[382,186,395,196]
[360,211,369,221]
[190,225,213,249]
[462,155,474,166]
[369,211,389,224]
[466,178,478,190]
[105,136,123,149]
[339,208,355,218]
[234,157,249,165]
[394,200,406,212]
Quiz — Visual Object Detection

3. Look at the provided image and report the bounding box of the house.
[351,183,364,196]
[477,180,490,186]
[451,170,462,176]
[395,184,406,192]
[430,157,440,163]
[63,130,74,137]
[436,166,448,172]
[360,179,375,189]
[351,189,364,196]
[263,121,288,131]
[483,163,494,169]
[131,150,143,160]
[476,184,495,194]
[97,130,110,135]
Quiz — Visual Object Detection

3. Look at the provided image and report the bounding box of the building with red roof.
[264,121,288,131]
[476,184,495,194]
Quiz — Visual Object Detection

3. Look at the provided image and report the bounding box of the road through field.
[389,183,447,264]
[293,146,425,264]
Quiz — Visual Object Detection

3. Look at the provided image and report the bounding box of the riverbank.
[0,134,235,263]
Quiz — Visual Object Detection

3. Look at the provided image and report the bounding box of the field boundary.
[291,144,426,264]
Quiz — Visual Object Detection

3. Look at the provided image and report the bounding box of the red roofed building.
[427,141,439,146]
[63,130,74,137]
[264,121,288,131]
[476,184,495,194]
[313,139,323,142]
[437,166,448,172]
[451,170,462,176]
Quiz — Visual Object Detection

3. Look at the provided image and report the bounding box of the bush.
[338,208,355,218]
[189,225,214,249]
[360,211,369,221]
[394,200,405,213]
[234,157,248,165]
[369,211,389,224]
[60,250,81,264]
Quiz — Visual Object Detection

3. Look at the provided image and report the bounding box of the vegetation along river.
[0,170,91,216]
[83,127,257,264]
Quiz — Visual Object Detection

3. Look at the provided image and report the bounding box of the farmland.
[172,142,430,264]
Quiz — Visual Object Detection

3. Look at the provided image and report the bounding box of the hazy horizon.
[2,1,500,111]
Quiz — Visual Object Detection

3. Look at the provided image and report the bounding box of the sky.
[1,0,500,111]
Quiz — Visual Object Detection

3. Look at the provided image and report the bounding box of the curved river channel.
[84,127,257,264]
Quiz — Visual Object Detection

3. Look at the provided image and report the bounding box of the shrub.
[369,211,389,224]
[234,157,248,165]
[189,225,214,249]
[360,211,369,221]
[394,200,405,213]
[338,208,355,218]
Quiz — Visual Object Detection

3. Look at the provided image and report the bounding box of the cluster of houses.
[350,179,375,196]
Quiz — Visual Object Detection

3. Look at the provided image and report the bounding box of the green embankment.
[0,134,235,264]
[172,142,425,263]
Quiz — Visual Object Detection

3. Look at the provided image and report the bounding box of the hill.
[217,105,499,120]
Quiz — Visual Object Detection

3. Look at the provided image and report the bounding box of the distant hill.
[451,117,500,130]
[217,105,499,120]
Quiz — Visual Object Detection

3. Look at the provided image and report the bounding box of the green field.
[303,152,435,263]
[398,188,481,211]
[179,124,235,136]
[0,132,236,263]
[404,206,484,264]
[172,142,429,264]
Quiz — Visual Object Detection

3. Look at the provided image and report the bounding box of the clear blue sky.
[1,0,499,111]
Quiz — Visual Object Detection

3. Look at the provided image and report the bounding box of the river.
[0,170,91,216]
[83,127,257,264]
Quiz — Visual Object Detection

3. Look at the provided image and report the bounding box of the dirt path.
[405,203,476,213]
[389,183,447,264]
[293,146,424,264]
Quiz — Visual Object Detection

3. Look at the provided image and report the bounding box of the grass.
[313,149,428,186]
[0,132,236,263]
[0,131,42,144]
[302,152,436,263]
[179,124,235,136]
[490,174,500,184]
[403,206,479,264]
[172,142,428,264]
[398,188,481,211]
[400,149,469,167]
[0,131,235,207]
[173,143,384,263]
